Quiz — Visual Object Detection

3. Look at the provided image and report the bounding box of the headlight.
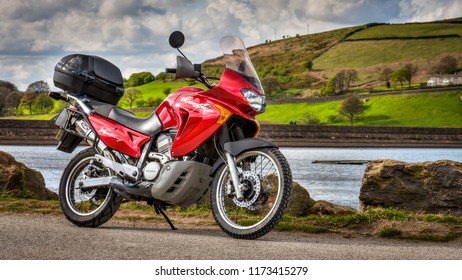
[241,89,266,113]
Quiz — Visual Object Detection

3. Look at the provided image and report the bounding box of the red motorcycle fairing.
[88,113,151,158]
[214,68,263,118]
[157,86,223,158]
[157,76,261,158]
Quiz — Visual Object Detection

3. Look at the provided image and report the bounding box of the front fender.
[210,138,278,176]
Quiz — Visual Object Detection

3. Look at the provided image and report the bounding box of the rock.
[286,180,316,217]
[360,159,462,216]
[308,200,357,215]
[0,150,57,200]
[286,180,357,216]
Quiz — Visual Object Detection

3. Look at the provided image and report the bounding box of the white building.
[427,73,462,86]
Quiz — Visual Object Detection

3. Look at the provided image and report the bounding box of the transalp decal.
[180,97,214,114]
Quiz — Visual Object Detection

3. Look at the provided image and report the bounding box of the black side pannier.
[53,54,124,105]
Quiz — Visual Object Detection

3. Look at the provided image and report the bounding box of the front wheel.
[211,148,292,239]
[59,148,122,227]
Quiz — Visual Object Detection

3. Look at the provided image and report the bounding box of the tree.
[4,91,23,115]
[404,63,418,87]
[0,80,18,92]
[20,92,36,115]
[301,112,320,125]
[330,69,358,95]
[156,72,168,82]
[26,80,50,94]
[304,60,313,71]
[339,95,365,126]
[380,67,393,88]
[433,55,458,74]
[0,90,6,116]
[391,69,408,89]
[332,71,346,94]
[261,76,280,98]
[162,87,172,95]
[0,81,18,116]
[135,99,147,108]
[126,72,155,87]
[121,88,142,108]
[344,69,358,90]
[146,97,163,107]
[32,93,54,114]
[320,78,335,96]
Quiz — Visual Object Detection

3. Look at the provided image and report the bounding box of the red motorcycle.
[49,31,292,239]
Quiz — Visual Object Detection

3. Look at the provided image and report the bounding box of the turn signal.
[214,104,232,124]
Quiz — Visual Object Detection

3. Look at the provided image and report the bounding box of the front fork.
[225,152,245,201]
[216,123,245,201]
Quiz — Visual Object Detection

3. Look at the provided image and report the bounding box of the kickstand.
[152,200,177,230]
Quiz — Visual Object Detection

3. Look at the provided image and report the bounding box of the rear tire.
[59,148,122,227]
[211,148,292,239]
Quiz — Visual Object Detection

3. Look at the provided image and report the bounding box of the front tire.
[211,148,292,239]
[59,148,122,227]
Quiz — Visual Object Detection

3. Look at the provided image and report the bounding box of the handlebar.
[48,91,69,102]
[165,68,177,74]
[165,62,214,89]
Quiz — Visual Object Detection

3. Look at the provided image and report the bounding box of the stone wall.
[0,120,461,147]
[260,125,462,147]
[267,85,462,104]
[0,120,57,145]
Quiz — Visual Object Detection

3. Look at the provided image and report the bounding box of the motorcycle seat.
[92,103,162,136]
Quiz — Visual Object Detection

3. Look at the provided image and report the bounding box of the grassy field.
[127,80,207,109]
[202,20,462,91]
[257,90,462,128]
[348,23,462,40]
[3,89,461,128]
[313,38,462,70]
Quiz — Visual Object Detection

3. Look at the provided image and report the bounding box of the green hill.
[203,19,462,97]
[347,22,462,39]
[127,18,462,128]
[135,18,462,103]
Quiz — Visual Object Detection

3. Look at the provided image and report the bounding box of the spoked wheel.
[211,148,292,239]
[59,148,122,227]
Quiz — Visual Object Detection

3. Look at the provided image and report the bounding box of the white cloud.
[0,0,460,91]
[400,0,462,22]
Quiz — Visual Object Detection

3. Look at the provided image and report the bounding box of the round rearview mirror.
[169,31,185,49]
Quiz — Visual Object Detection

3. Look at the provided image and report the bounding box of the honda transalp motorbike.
[49,31,292,239]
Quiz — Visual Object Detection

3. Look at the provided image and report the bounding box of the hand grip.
[165,68,177,74]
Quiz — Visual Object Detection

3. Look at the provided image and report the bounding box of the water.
[1,145,461,210]
[280,147,462,209]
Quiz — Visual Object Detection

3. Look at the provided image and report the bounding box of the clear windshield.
[219,36,264,94]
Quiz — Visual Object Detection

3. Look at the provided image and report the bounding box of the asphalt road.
[1,213,461,260]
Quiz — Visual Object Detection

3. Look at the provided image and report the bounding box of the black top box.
[53,54,124,105]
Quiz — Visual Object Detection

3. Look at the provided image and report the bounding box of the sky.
[1,0,461,91]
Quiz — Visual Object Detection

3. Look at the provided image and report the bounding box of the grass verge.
[1,196,460,241]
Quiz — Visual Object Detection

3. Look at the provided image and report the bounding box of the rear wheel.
[211,148,292,239]
[59,148,122,227]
